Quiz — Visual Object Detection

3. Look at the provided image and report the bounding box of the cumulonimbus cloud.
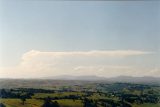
[0,50,157,78]
[22,50,152,60]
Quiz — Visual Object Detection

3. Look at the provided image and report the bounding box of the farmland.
[0,79,160,107]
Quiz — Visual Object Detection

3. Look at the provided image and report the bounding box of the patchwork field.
[0,80,160,107]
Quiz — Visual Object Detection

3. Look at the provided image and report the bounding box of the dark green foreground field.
[0,80,160,107]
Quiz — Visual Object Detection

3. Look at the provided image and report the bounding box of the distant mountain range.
[108,76,160,84]
[43,75,107,81]
[0,75,159,85]
[0,75,160,89]
[42,75,160,84]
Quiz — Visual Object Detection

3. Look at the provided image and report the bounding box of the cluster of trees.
[16,88,55,93]
[119,93,159,104]
[99,99,132,107]
[83,98,98,107]
[38,95,81,101]
[0,88,56,99]
[0,89,32,99]
[42,97,60,107]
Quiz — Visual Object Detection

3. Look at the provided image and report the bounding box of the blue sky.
[0,1,159,78]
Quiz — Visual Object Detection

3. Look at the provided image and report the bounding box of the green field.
[32,92,84,99]
[0,99,43,107]
[1,98,160,107]
[0,80,160,107]
[0,99,83,107]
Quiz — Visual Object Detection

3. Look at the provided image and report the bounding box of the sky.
[0,0,160,78]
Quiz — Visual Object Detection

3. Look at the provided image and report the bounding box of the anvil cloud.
[1,50,158,78]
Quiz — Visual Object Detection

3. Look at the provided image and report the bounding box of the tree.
[20,96,26,105]
[52,101,60,107]
[0,103,6,107]
[83,98,97,107]
[42,97,60,107]
[0,89,7,98]
[42,97,52,107]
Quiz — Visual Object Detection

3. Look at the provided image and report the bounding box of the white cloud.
[22,50,152,60]
[144,68,160,76]
[0,50,157,78]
